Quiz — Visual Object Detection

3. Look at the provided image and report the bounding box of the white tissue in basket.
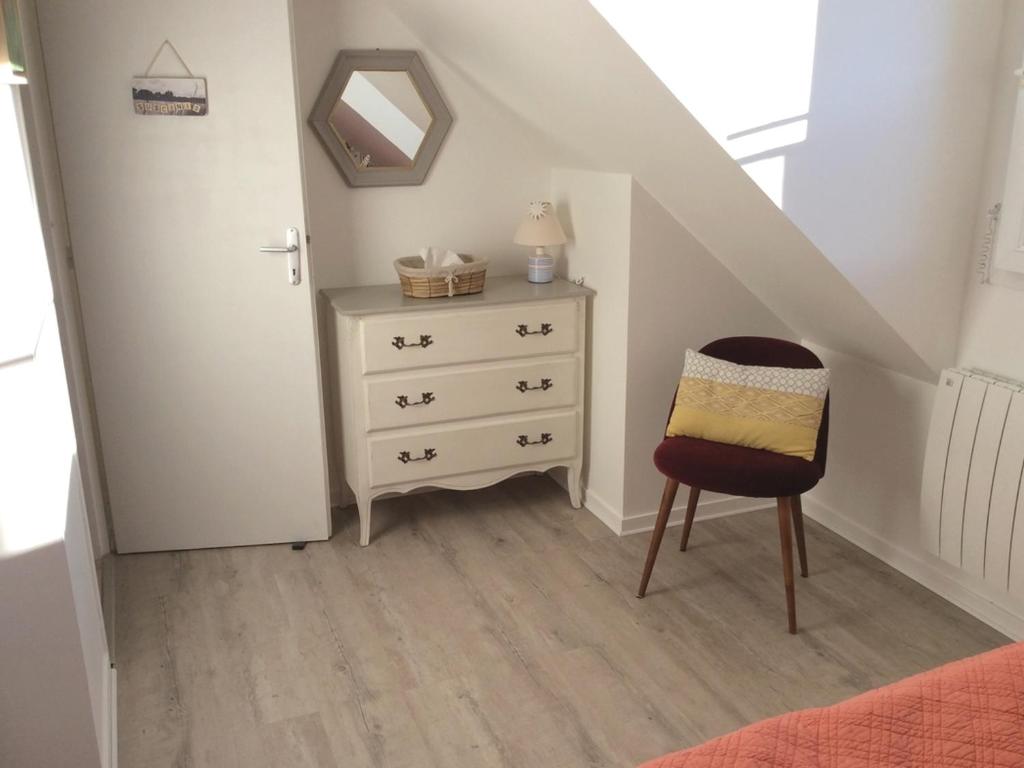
[438,249,462,268]
[418,246,463,270]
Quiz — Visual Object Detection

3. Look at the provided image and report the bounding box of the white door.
[36,0,331,552]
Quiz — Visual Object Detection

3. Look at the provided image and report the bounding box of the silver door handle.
[259,227,301,285]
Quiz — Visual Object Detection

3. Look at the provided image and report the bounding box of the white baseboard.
[101,555,115,663]
[582,485,772,536]
[107,665,118,768]
[802,496,1024,640]
[579,486,625,533]
[101,554,117,768]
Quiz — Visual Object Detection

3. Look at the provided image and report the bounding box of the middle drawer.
[363,356,578,431]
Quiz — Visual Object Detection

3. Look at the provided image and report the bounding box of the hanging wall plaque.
[132,40,207,116]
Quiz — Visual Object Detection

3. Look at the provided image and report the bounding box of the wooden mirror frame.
[309,50,453,188]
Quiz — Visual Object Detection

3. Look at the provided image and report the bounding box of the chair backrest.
[697,336,829,474]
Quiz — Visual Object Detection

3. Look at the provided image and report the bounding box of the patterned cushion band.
[666,349,830,461]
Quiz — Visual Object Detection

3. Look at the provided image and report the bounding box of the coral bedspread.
[640,642,1024,768]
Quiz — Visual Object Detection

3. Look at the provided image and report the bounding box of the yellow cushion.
[666,349,829,461]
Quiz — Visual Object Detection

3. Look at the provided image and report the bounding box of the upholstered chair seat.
[653,437,823,498]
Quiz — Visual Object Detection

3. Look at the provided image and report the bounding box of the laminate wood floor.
[116,475,1009,768]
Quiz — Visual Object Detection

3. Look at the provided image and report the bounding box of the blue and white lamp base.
[527,253,555,283]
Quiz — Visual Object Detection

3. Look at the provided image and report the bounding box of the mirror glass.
[310,50,453,187]
[328,70,433,170]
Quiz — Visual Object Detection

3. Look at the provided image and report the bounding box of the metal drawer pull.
[516,433,552,447]
[392,334,434,350]
[397,448,437,464]
[395,392,435,408]
[515,378,553,393]
[515,323,552,337]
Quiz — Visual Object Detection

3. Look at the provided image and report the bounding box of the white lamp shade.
[513,201,567,247]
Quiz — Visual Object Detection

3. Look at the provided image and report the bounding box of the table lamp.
[513,201,567,283]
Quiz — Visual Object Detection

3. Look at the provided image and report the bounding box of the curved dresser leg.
[356,494,372,547]
[567,465,583,509]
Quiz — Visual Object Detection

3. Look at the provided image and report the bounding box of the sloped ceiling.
[586,1,999,381]
[384,0,937,381]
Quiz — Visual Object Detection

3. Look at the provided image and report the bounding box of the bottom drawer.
[368,410,577,488]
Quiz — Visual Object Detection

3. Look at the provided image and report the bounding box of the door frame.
[10,0,112,557]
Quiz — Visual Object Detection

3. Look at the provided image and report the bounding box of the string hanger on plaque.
[143,39,196,78]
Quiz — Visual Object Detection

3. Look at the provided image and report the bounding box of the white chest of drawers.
[324,277,593,545]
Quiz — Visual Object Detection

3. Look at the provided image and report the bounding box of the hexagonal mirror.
[309,50,453,187]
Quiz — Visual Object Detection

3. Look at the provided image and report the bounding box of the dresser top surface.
[322,276,594,316]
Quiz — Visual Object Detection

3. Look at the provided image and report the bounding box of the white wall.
[292,0,565,291]
[1,17,113,756]
[621,181,793,525]
[805,346,936,550]
[0,310,112,768]
[803,344,1024,638]
[550,169,633,520]
[791,0,1024,640]
[548,172,796,531]
[382,0,935,381]
[591,0,1003,375]
[785,0,1001,374]
[17,0,111,558]
[959,0,1024,381]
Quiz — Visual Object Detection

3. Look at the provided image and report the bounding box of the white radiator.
[922,368,1024,595]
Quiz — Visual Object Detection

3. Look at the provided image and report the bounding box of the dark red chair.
[636,337,829,634]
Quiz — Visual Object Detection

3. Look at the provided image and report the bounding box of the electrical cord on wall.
[977,202,1002,285]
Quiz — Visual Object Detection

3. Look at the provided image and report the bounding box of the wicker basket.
[394,253,488,298]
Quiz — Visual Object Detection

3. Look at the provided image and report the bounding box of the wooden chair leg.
[679,486,701,551]
[776,496,798,634]
[791,494,808,578]
[637,479,679,598]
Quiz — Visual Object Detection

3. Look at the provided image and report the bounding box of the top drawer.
[360,299,580,373]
